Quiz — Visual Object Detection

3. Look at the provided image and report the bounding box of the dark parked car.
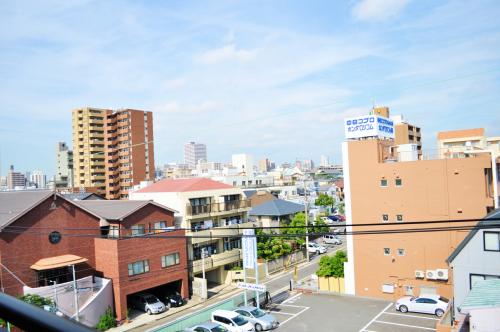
[334,215,346,221]
[164,291,185,308]
[327,215,340,222]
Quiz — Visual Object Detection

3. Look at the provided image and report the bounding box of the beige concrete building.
[437,128,500,158]
[72,107,154,199]
[129,178,254,285]
[342,138,498,301]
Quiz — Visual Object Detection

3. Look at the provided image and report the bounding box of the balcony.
[190,220,261,245]
[191,249,241,274]
[186,200,251,217]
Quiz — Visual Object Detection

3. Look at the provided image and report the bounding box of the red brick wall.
[0,196,100,295]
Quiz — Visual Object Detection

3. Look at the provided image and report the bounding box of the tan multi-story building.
[342,138,497,301]
[437,128,500,158]
[129,178,254,285]
[72,107,154,199]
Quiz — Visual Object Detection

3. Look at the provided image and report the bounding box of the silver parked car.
[185,322,229,332]
[128,293,166,315]
[234,306,279,331]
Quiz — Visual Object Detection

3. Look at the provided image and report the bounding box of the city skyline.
[1,0,500,176]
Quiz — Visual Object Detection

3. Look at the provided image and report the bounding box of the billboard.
[242,229,257,269]
[344,115,394,139]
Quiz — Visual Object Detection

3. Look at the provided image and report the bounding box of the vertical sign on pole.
[242,229,256,306]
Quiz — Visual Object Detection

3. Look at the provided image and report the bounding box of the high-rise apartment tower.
[184,142,207,168]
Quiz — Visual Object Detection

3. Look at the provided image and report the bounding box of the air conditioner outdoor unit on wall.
[415,270,425,279]
[436,269,448,280]
[426,270,437,280]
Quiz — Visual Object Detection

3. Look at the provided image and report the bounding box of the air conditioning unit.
[436,269,448,280]
[415,270,425,279]
[426,270,437,280]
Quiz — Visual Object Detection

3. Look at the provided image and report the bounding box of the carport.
[127,279,184,312]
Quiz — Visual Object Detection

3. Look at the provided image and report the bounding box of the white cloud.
[352,0,410,22]
[197,44,257,64]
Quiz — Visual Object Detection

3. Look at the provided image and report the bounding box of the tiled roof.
[135,178,233,193]
[0,190,53,229]
[74,200,176,220]
[62,193,104,200]
[459,279,500,312]
[250,199,304,216]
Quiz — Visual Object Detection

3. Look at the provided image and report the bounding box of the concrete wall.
[469,307,500,331]
[450,227,500,316]
[345,139,494,300]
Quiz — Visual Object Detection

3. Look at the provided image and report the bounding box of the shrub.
[96,307,116,331]
[316,250,347,278]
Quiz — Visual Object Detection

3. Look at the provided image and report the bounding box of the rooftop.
[250,199,304,216]
[135,177,233,193]
[459,279,500,312]
[74,200,176,220]
[0,190,53,229]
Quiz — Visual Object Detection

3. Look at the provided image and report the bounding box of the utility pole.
[201,247,207,280]
[71,265,79,322]
[50,280,58,311]
[304,178,309,262]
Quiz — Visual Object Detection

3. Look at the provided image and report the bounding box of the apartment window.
[224,237,241,251]
[469,273,500,289]
[161,253,180,268]
[380,179,388,187]
[397,248,405,256]
[109,225,119,238]
[131,224,145,236]
[153,221,167,233]
[382,214,389,222]
[383,248,391,255]
[395,178,402,186]
[128,260,149,276]
[396,214,403,222]
[484,231,500,251]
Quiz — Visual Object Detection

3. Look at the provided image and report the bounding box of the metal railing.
[186,200,251,216]
[0,292,95,332]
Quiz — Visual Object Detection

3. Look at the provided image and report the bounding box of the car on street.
[212,309,255,332]
[395,295,449,317]
[234,306,279,331]
[163,291,185,308]
[307,242,327,254]
[322,235,342,245]
[128,293,167,315]
[184,322,229,332]
[334,215,346,221]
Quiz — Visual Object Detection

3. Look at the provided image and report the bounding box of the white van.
[211,309,255,332]
[323,235,342,245]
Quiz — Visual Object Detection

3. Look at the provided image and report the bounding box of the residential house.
[249,199,304,233]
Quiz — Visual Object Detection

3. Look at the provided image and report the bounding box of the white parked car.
[212,309,255,332]
[395,295,449,317]
[307,243,327,255]
[323,235,342,245]
[234,306,279,331]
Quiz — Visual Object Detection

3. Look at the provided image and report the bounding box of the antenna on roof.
[49,175,57,210]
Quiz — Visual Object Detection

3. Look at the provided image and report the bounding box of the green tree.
[337,202,345,215]
[282,212,307,246]
[312,217,330,234]
[316,250,347,277]
[18,294,53,308]
[315,193,335,208]
[256,229,293,260]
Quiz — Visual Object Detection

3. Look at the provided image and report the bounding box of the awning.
[30,254,88,271]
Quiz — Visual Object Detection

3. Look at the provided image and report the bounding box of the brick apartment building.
[72,107,155,199]
[0,191,188,321]
[342,136,497,301]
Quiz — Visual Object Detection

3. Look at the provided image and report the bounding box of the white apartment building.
[129,177,254,285]
[184,142,207,168]
[30,170,47,189]
[55,142,73,188]
[231,154,254,175]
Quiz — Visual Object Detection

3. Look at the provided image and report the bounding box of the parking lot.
[264,293,439,332]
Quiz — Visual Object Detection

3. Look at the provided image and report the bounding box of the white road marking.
[281,293,301,304]
[374,320,436,331]
[279,306,310,326]
[358,302,393,332]
[267,311,296,316]
[382,312,439,320]
[277,303,307,308]
[362,330,378,332]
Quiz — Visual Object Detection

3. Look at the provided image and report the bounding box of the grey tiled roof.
[61,193,104,200]
[74,200,176,221]
[447,209,500,264]
[250,199,304,216]
[0,190,53,229]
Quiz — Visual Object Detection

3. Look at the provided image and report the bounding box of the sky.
[1,0,500,177]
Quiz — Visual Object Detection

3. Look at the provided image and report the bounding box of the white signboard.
[242,229,257,269]
[237,282,266,292]
[344,115,394,139]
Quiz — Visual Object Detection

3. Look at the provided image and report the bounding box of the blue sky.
[1,0,500,177]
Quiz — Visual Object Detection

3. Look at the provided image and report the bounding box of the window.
[382,214,389,222]
[382,283,394,293]
[161,253,180,268]
[109,225,119,238]
[396,214,403,222]
[470,273,500,289]
[383,248,391,255]
[484,232,500,251]
[397,248,405,256]
[131,224,145,236]
[395,178,402,186]
[128,260,149,276]
[404,285,414,296]
[380,179,388,187]
[153,221,167,233]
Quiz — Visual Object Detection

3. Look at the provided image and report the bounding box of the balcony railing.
[191,249,241,274]
[186,199,251,217]
[190,220,261,245]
